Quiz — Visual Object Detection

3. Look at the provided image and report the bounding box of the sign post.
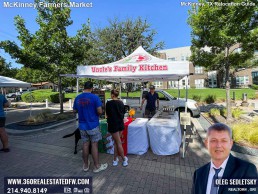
[180,112,191,158]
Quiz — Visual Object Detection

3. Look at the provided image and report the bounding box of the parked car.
[6,93,17,98]
[64,88,74,93]
[6,92,22,101]
[127,89,200,117]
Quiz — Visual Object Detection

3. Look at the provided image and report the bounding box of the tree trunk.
[225,47,232,122]
[58,75,63,113]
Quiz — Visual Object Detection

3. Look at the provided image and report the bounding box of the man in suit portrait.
[192,123,257,194]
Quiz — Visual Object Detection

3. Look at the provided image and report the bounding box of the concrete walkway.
[1,107,257,194]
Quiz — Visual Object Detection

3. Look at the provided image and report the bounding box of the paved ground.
[1,106,257,194]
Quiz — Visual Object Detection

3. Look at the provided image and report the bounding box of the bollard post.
[69,99,72,110]
[232,91,235,101]
[242,93,247,101]
[46,99,48,108]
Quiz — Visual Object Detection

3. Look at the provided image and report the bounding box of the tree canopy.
[0,56,18,78]
[0,0,91,84]
[91,17,164,64]
[188,0,258,120]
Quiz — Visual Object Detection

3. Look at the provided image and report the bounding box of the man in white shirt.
[191,123,257,194]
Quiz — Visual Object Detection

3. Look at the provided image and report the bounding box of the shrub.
[249,130,258,145]
[250,84,258,90]
[232,108,243,119]
[209,108,220,116]
[49,93,64,103]
[21,92,36,102]
[56,113,70,120]
[192,95,202,102]
[21,89,64,103]
[232,118,258,146]
[220,108,227,117]
[26,109,57,123]
[204,95,216,104]
[255,93,258,99]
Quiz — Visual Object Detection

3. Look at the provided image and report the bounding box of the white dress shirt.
[206,156,229,194]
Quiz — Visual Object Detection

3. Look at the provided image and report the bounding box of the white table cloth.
[128,118,149,155]
[147,112,181,155]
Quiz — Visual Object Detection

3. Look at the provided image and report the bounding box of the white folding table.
[147,112,181,155]
[127,118,149,155]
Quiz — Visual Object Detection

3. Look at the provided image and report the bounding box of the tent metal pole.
[76,77,79,94]
[3,88,8,115]
[30,90,32,117]
[119,79,122,99]
[177,78,180,113]
[185,75,188,113]
[76,77,79,126]
[182,75,188,159]
[140,83,143,107]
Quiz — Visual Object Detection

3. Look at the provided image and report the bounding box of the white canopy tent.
[61,46,192,158]
[63,46,190,82]
[0,75,32,116]
[0,75,31,88]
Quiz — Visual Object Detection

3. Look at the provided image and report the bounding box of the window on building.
[168,57,176,61]
[236,76,249,86]
[252,72,258,78]
[181,56,185,61]
[252,72,258,85]
[195,66,203,74]
[182,80,185,86]
[186,56,190,61]
[153,81,163,88]
[195,79,204,88]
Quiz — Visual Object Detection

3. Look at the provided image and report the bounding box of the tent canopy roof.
[0,76,31,88]
[61,46,191,83]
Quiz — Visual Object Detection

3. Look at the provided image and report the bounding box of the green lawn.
[65,88,256,102]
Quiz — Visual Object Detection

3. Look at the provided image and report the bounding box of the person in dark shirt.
[0,94,10,152]
[140,85,159,118]
[106,89,128,167]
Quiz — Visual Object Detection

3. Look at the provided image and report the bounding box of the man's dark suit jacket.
[191,154,257,194]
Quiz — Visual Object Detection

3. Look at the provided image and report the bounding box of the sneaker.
[113,158,119,166]
[122,156,128,167]
[83,160,90,172]
[0,148,10,152]
[93,163,108,173]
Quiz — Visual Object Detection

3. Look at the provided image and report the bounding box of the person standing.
[140,85,159,118]
[106,89,128,167]
[191,123,257,194]
[73,81,108,173]
[0,94,10,152]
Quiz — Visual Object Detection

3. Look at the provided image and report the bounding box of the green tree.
[92,17,164,95]
[0,56,18,78]
[15,67,48,83]
[188,0,258,121]
[93,17,164,63]
[0,0,92,112]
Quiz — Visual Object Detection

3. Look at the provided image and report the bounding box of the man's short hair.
[149,85,155,89]
[84,81,93,89]
[207,123,232,139]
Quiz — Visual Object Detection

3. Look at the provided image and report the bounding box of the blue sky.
[0,0,195,68]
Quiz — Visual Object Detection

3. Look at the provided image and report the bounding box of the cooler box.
[122,117,133,156]
[99,119,108,153]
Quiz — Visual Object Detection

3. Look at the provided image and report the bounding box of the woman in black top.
[106,89,128,167]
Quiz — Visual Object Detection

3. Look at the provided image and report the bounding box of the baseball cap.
[149,85,155,89]
[84,81,93,89]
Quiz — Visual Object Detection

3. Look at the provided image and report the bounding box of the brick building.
[156,46,257,89]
